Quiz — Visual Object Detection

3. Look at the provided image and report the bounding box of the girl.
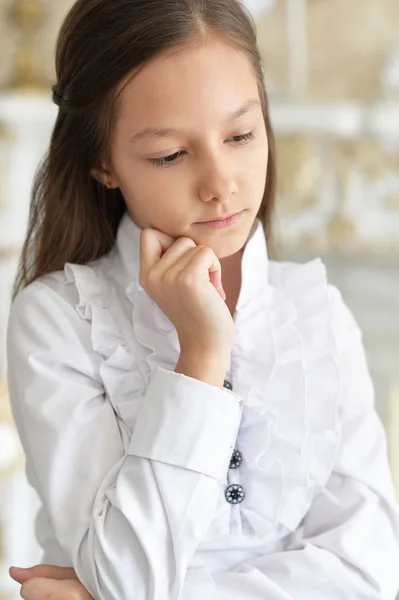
[6,0,399,599]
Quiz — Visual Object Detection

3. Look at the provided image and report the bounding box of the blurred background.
[0,0,399,598]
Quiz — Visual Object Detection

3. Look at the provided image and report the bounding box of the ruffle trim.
[62,263,145,434]
[226,258,343,537]
[125,281,181,379]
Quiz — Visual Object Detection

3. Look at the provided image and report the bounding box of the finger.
[10,565,78,584]
[210,269,226,301]
[160,238,199,273]
[170,244,226,301]
[139,228,176,276]
[183,247,226,300]
[140,229,226,300]
[21,578,92,600]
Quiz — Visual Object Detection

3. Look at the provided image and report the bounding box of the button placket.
[227,448,242,499]
[223,378,246,505]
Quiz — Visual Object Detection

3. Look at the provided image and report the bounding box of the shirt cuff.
[128,366,242,479]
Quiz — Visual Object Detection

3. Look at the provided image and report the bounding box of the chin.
[196,224,251,259]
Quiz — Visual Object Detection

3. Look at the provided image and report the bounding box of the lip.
[195,210,245,229]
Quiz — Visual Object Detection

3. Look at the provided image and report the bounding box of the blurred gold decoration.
[387,194,399,211]
[350,140,398,180]
[330,140,353,191]
[300,231,328,253]
[7,0,47,89]
[328,212,356,250]
[332,139,399,183]
[275,134,399,254]
[276,137,322,213]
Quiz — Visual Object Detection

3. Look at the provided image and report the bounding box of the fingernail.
[10,567,28,573]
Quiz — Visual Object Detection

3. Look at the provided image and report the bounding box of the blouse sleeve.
[179,285,399,600]
[6,280,242,600]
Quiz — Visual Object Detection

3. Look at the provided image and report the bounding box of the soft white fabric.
[6,213,399,600]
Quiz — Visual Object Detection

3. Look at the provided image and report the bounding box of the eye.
[150,151,185,167]
[229,131,257,144]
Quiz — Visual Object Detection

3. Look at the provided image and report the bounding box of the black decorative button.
[223,380,233,391]
[225,484,245,505]
[229,449,243,469]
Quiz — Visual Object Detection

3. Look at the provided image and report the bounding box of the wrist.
[175,348,230,389]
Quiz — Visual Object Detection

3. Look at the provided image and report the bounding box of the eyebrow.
[129,99,261,144]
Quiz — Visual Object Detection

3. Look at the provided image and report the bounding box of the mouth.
[194,210,245,229]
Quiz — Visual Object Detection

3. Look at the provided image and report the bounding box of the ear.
[90,164,119,189]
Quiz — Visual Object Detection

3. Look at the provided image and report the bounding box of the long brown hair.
[13,0,277,298]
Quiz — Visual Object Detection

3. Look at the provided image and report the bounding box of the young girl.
[6,1,399,599]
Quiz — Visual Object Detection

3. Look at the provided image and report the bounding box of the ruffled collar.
[115,211,270,313]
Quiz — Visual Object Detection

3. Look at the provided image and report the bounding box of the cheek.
[241,143,268,188]
[118,165,189,224]
[122,157,190,200]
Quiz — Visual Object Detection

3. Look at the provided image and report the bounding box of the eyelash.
[150,131,257,167]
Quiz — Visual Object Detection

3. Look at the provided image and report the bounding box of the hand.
[139,228,236,354]
[9,565,92,600]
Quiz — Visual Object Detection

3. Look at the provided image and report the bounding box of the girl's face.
[105,36,268,259]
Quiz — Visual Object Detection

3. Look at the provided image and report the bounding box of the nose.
[197,154,238,204]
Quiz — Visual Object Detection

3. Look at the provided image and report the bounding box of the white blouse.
[6,214,399,600]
